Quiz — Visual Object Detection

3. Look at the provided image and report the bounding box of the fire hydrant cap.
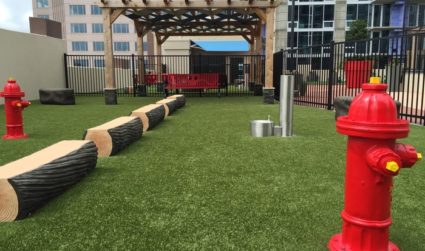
[0,79,25,97]
[336,81,409,139]
[386,161,400,173]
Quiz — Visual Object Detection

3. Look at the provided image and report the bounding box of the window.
[113,24,129,33]
[313,5,323,28]
[91,5,102,15]
[420,5,425,26]
[324,5,334,21]
[70,23,87,33]
[299,6,310,28]
[72,41,88,51]
[93,42,104,51]
[347,4,357,21]
[409,5,418,27]
[70,5,85,15]
[94,59,105,67]
[37,15,49,19]
[73,59,89,67]
[382,4,391,27]
[358,5,369,21]
[37,0,48,8]
[373,5,381,27]
[92,23,103,33]
[114,42,130,51]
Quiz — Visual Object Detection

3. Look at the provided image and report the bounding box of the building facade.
[275,0,425,50]
[32,0,153,57]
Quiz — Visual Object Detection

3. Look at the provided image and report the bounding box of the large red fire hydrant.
[0,78,30,140]
[328,77,422,251]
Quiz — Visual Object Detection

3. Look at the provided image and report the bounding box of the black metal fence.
[274,32,425,125]
[65,54,265,97]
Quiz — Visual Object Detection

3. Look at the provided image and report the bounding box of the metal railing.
[274,32,425,125]
[65,54,265,97]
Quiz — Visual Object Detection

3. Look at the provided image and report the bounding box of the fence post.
[131,54,136,97]
[327,41,335,111]
[64,53,69,89]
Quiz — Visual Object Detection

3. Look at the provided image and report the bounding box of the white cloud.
[0,0,33,33]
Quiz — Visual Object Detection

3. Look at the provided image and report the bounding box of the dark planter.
[137,85,147,97]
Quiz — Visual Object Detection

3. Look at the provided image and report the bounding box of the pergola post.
[264,7,275,104]
[249,42,256,86]
[103,8,117,105]
[135,21,146,87]
[255,31,264,85]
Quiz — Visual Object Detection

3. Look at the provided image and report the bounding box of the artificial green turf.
[0,97,424,250]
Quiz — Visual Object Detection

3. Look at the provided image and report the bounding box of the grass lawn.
[0,96,424,250]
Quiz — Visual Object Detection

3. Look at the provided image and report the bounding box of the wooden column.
[265,8,275,88]
[156,40,162,82]
[249,42,255,83]
[103,8,116,104]
[135,21,145,85]
[256,31,263,85]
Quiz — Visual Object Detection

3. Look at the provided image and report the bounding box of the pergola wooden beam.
[99,0,280,9]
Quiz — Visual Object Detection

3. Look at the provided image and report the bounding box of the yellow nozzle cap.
[8,77,14,81]
[418,153,423,161]
[16,103,22,107]
[386,161,400,173]
[370,77,381,85]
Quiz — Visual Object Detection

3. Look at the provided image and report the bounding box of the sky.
[0,0,33,33]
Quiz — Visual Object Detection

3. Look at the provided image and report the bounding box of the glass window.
[113,24,129,33]
[299,6,310,28]
[420,5,425,26]
[347,4,357,21]
[92,23,103,33]
[373,5,381,27]
[93,42,104,51]
[37,15,49,19]
[73,59,89,67]
[114,42,130,51]
[323,31,333,44]
[409,5,418,27]
[70,23,87,33]
[37,0,48,8]
[299,32,309,48]
[324,5,334,21]
[91,5,102,15]
[358,4,369,21]
[288,6,299,21]
[94,59,105,68]
[382,4,391,27]
[70,5,85,15]
[72,41,88,51]
[313,5,323,28]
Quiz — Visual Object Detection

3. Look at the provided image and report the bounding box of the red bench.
[165,73,227,96]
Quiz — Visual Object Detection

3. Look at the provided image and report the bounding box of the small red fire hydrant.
[329,77,422,251]
[0,78,30,140]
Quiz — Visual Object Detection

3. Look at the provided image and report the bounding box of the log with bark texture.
[130,104,165,132]
[156,99,179,117]
[0,140,97,222]
[167,95,186,109]
[84,116,142,157]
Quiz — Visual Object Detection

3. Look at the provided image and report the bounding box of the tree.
[346,20,368,41]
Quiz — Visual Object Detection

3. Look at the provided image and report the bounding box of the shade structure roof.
[98,0,281,38]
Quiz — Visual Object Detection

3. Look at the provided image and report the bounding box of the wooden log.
[156,99,179,117]
[131,104,166,132]
[84,116,142,157]
[0,140,97,222]
[167,94,186,109]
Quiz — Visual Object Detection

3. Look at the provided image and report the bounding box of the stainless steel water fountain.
[250,115,274,137]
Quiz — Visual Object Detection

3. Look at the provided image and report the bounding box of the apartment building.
[275,0,424,50]
[32,0,153,57]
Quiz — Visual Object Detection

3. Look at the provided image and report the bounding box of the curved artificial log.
[84,116,142,157]
[0,140,97,222]
[131,104,165,132]
[167,95,186,109]
[156,99,179,117]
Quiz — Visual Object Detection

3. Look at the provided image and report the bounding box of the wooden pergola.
[98,0,282,104]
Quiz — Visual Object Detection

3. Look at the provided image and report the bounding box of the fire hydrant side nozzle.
[328,77,421,251]
[1,78,30,140]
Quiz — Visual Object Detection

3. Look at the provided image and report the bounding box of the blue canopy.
[195,41,249,52]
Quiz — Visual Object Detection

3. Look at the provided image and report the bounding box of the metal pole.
[280,75,294,137]
[290,0,295,72]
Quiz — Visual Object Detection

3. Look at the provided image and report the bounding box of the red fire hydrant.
[329,77,422,251]
[0,78,30,140]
